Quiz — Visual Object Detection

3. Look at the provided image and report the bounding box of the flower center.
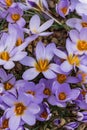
[0,51,10,61]
[26,90,35,96]
[61,7,67,14]
[15,102,26,116]
[11,14,20,21]
[5,0,13,6]
[43,88,51,96]
[57,74,67,84]
[40,111,48,119]
[81,90,87,96]
[4,82,13,90]
[35,59,49,72]
[77,40,87,51]
[67,54,80,66]
[2,119,9,129]
[58,92,67,100]
[81,22,87,27]
[16,38,23,46]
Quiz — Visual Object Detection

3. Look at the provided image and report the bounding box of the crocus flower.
[0,68,16,95]
[56,0,70,18]
[53,39,87,73]
[66,15,87,31]
[24,14,54,36]
[0,0,14,8]
[36,102,51,121]
[69,28,87,55]
[64,122,79,130]
[48,81,80,107]
[21,41,61,80]
[2,93,40,130]
[17,81,44,104]
[0,31,27,70]
[6,6,26,27]
[77,111,87,122]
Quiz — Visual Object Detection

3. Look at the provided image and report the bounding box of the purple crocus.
[6,6,26,27]
[77,111,87,122]
[17,80,44,104]
[56,0,70,18]
[24,14,54,36]
[48,81,80,107]
[0,68,16,95]
[69,28,87,55]
[2,93,40,130]
[66,15,87,31]
[53,38,87,73]
[36,102,52,121]
[21,41,61,80]
[64,122,79,130]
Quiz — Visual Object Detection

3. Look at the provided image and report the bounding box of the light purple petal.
[49,63,61,73]
[27,103,40,114]
[70,89,80,100]
[39,32,53,36]
[80,28,87,41]
[11,52,27,61]
[66,38,73,55]
[29,14,40,33]
[60,61,72,72]
[20,56,36,67]
[79,64,87,73]
[22,68,39,80]
[9,115,20,130]
[36,41,45,60]
[17,17,26,27]
[69,30,79,43]
[53,48,67,59]
[43,69,56,79]
[22,110,36,126]
[4,61,15,70]
[38,19,54,32]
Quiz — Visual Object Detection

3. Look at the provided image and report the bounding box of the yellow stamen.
[57,74,67,84]
[5,0,13,7]
[58,92,66,100]
[40,111,48,119]
[35,59,49,72]
[43,88,51,96]
[26,90,35,96]
[81,22,87,27]
[77,40,87,51]
[61,7,67,14]
[15,102,26,116]
[0,51,10,61]
[16,38,22,46]
[67,54,80,66]
[2,119,9,129]
[11,14,20,21]
[4,82,13,90]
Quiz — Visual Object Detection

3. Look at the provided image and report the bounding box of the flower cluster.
[0,0,87,130]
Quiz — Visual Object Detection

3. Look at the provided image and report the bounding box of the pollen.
[2,119,9,129]
[40,111,48,119]
[14,102,26,116]
[43,88,51,96]
[77,40,87,51]
[16,38,23,46]
[11,14,20,21]
[26,90,35,96]
[81,22,87,27]
[4,82,13,90]
[35,59,49,72]
[58,92,67,100]
[67,54,80,66]
[5,0,13,7]
[61,7,67,14]
[0,51,10,61]
[57,74,67,84]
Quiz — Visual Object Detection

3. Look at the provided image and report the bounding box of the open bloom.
[21,41,60,80]
[0,0,14,8]
[0,31,27,70]
[66,15,87,31]
[7,6,26,27]
[48,81,80,107]
[69,28,87,55]
[24,14,54,36]
[53,39,87,73]
[2,93,40,130]
[56,0,70,18]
